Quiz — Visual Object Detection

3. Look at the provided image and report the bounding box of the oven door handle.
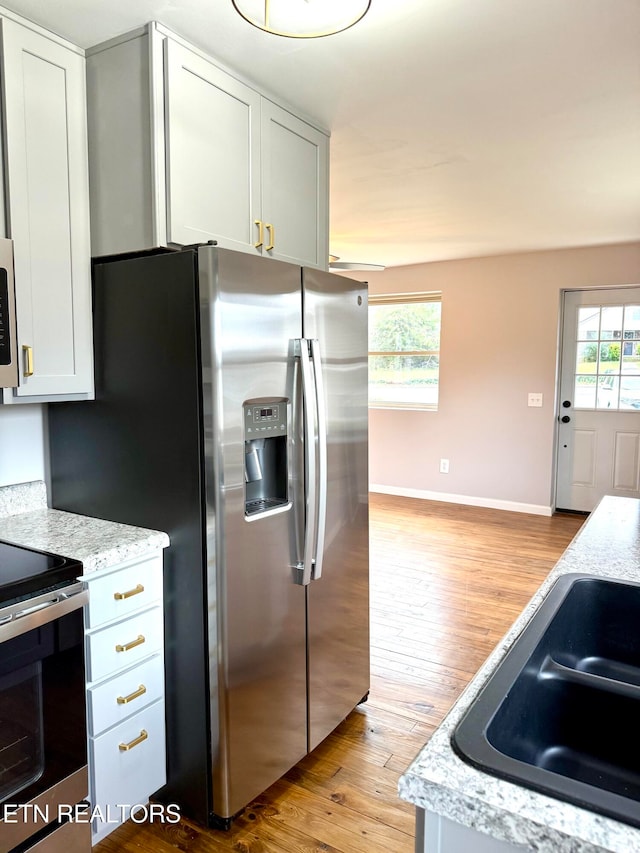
[0,582,88,642]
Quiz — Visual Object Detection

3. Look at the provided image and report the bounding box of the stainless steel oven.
[0,542,90,853]
[0,239,18,389]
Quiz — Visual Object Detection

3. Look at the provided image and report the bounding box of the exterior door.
[556,288,640,511]
[303,268,370,751]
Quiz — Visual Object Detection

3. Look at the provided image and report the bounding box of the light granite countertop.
[0,480,169,572]
[398,495,640,853]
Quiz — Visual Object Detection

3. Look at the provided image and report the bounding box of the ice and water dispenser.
[244,399,288,517]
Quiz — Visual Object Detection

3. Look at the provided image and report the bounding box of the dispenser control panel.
[244,402,287,438]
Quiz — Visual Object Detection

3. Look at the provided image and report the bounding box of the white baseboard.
[369,484,553,517]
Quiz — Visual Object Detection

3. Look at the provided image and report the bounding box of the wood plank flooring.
[95,495,585,853]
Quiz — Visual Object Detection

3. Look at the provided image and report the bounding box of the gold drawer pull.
[114,583,145,601]
[117,684,147,705]
[115,634,145,653]
[118,729,148,752]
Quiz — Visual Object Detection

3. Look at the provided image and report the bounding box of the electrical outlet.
[440,458,449,474]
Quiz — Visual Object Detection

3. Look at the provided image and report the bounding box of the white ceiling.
[6,0,640,267]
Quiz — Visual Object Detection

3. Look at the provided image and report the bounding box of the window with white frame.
[368,293,442,409]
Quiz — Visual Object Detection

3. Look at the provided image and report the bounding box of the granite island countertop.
[0,480,169,572]
[398,495,640,853]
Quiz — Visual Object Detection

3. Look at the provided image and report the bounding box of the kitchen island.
[399,495,640,853]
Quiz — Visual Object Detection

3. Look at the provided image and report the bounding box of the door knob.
[562,400,571,408]
[561,415,571,423]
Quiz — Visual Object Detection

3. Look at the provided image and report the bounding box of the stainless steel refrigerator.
[48,245,369,828]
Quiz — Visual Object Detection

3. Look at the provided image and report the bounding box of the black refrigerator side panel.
[48,250,211,823]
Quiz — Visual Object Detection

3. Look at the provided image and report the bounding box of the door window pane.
[575,341,598,371]
[624,305,640,339]
[598,341,621,373]
[600,305,623,340]
[574,376,596,409]
[619,374,640,410]
[597,375,618,409]
[577,307,600,341]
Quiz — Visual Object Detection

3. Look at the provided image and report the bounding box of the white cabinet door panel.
[164,39,261,251]
[1,18,92,397]
[613,431,640,491]
[261,100,328,268]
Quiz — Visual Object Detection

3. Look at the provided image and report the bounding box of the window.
[368,292,442,409]
[574,303,640,410]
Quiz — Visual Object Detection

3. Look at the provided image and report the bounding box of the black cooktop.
[0,540,83,606]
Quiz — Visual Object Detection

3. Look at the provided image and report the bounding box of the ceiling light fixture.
[231,0,371,39]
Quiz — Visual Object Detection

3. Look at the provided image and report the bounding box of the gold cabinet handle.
[265,223,275,252]
[118,729,148,752]
[254,219,264,248]
[117,684,147,705]
[22,345,34,377]
[115,634,145,653]
[114,583,144,601]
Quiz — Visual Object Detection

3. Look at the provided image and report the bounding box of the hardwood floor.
[95,495,585,853]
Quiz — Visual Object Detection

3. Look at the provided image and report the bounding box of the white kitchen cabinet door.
[1,17,93,399]
[261,100,329,269]
[164,38,262,253]
[90,699,166,840]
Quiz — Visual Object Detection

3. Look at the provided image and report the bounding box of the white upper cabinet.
[164,39,262,253]
[1,14,93,401]
[87,24,329,269]
[260,100,328,268]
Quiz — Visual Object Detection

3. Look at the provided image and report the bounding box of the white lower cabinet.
[90,700,166,836]
[418,810,523,853]
[82,551,166,844]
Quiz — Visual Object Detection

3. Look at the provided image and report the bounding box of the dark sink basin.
[452,574,640,827]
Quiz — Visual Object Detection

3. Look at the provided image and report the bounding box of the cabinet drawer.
[86,607,163,683]
[90,699,166,830]
[85,554,163,628]
[87,653,164,736]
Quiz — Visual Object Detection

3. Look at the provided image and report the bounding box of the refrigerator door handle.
[310,339,327,581]
[295,338,317,586]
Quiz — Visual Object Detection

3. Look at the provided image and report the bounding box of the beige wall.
[362,242,640,513]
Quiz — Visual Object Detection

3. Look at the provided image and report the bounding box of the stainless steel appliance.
[0,541,89,852]
[0,239,18,389]
[48,246,369,828]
